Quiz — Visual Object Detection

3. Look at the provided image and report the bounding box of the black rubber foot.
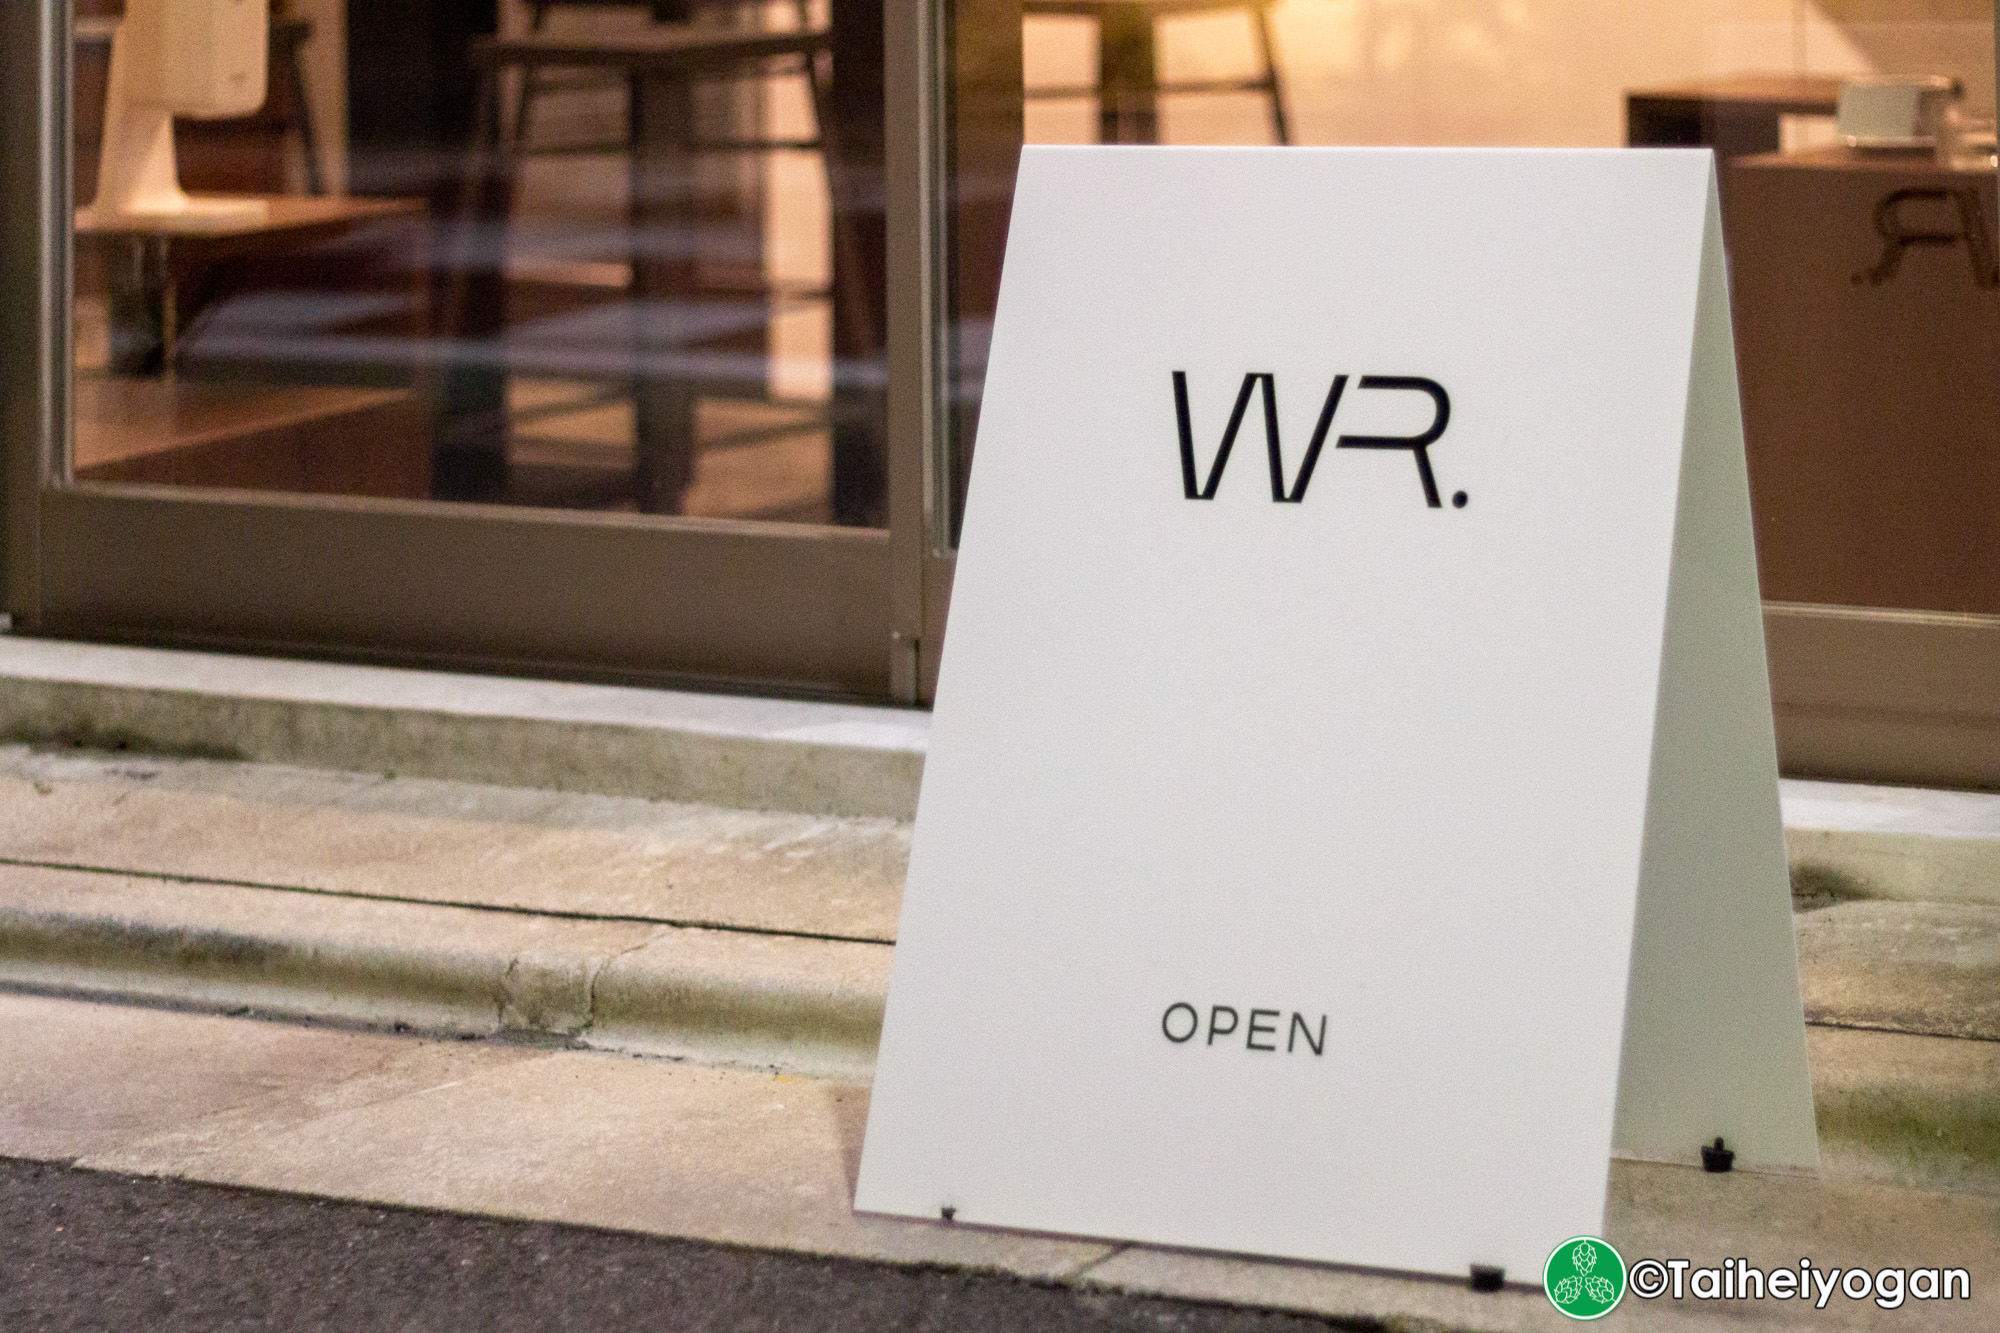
[1469,1264,1505,1293]
[1701,1136,1736,1173]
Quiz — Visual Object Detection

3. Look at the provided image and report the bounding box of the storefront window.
[70,0,887,527]
[937,1,1999,625]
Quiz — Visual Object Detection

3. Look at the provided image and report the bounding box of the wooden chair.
[1023,0,1289,145]
[458,12,850,513]
[511,0,818,154]
[74,11,329,196]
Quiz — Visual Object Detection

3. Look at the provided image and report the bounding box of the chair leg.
[433,66,516,502]
[284,37,326,194]
[513,75,542,148]
[513,3,553,149]
[629,69,707,515]
[1251,2,1289,145]
[1096,4,1160,144]
[796,23,874,359]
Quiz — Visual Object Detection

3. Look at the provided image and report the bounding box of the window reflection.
[939,2,1999,620]
[72,0,886,527]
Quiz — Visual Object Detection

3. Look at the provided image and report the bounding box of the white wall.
[1027,0,1996,147]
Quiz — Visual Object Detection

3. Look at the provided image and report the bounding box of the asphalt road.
[0,1157,1369,1332]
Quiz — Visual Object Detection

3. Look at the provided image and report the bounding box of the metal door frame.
[3,0,928,703]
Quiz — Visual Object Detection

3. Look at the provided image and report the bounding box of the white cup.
[1837,75,1962,148]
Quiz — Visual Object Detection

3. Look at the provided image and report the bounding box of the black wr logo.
[1172,372,1465,508]
[1854,188,2000,288]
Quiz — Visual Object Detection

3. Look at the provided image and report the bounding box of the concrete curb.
[1796,899,2000,1041]
[1783,778,2000,908]
[0,864,1993,1198]
[1788,829,2000,908]
[6,639,2000,907]
[0,638,926,820]
[0,863,888,1082]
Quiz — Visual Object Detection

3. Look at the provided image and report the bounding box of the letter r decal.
[1335,376,1452,508]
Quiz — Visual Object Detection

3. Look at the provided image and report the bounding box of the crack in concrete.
[582,931,667,1039]
[1062,1245,1130,1284]
[1808,1016,2000,1045]
[0,855,897,948]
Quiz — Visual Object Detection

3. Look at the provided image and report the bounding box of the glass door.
[916,0,2000,786]
[3,0,931,701]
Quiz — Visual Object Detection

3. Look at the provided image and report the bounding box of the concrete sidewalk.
[0,637,926,819]
[1,743,1995,1091]
[0,642,1996,1329]
[3,635,1999,894]
[3,993,1994,1333]
[0,745,902,1079]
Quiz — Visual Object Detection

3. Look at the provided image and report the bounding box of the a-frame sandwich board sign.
[857,146,1818,1283]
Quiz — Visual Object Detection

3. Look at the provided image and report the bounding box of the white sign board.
[857,147,1818,1283]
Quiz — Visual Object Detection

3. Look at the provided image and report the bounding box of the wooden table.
[1724,145,2000,615]
[1627,73,1842,161]
[76,195,425,375]
[74,377,428,497]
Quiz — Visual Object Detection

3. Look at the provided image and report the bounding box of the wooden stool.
[511,1,817,154]
[460,22,843,513]
[1024,1,1289,145]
